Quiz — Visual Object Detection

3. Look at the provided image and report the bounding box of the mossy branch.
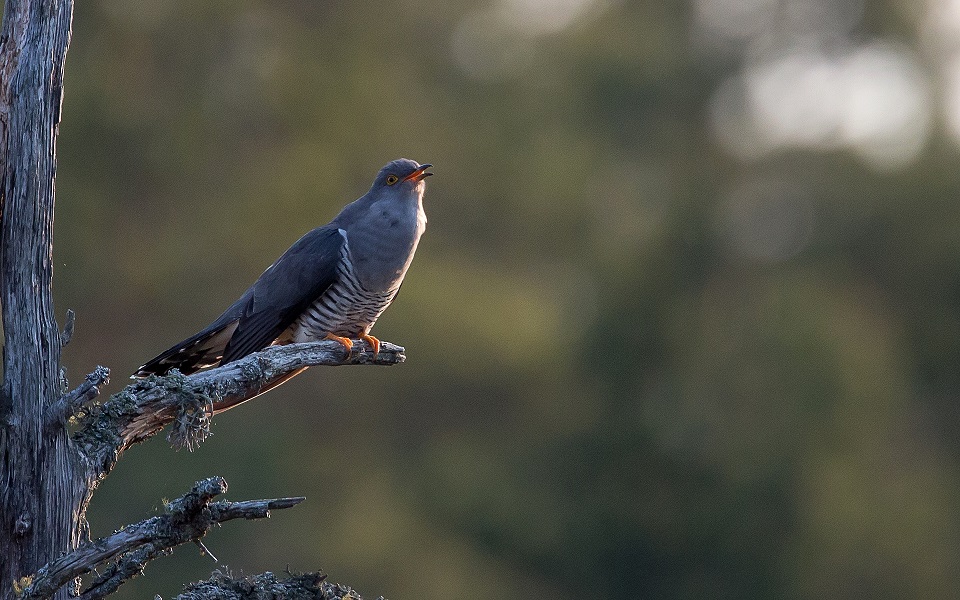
[175,570,381,600]
[73,340,404,478]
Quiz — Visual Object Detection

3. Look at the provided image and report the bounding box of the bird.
[134,158,432,411]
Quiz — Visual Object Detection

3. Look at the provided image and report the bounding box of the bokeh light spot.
[710,44,932,171]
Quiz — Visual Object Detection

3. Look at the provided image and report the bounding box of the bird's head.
[371,159,433,195]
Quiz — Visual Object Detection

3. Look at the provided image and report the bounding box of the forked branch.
[19,477,305,600]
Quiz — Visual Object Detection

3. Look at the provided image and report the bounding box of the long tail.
[134,321,239,378]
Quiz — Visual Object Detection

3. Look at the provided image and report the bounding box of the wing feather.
[221,226,344,363]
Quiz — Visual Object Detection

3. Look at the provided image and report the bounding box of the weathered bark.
[0,1,77,599]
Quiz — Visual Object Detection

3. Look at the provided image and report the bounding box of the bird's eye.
[385,175,399,186]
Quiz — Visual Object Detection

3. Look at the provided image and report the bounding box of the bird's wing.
[221,226,345,363]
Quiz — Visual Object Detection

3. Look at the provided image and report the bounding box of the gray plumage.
[135,158,431,380]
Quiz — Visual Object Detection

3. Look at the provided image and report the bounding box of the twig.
[19,477,305,600]
[75,340,404,477]
[60,308,76,346]
[194,540,218,562]
[47,365,111,429]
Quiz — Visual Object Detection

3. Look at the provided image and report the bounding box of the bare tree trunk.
[0,1,77,599]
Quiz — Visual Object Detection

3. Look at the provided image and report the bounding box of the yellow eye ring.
[385,174,399,186]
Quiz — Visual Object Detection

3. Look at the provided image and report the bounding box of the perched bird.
[134,158,431,409]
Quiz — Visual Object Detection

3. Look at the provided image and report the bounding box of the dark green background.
[41,0,960,598]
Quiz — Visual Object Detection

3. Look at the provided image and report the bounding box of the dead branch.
[20,477,305,600]
[74,340,404,478]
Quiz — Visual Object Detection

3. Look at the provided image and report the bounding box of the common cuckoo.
[134,158,431,407]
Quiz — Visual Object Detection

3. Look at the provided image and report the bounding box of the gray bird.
[135,158,432,409]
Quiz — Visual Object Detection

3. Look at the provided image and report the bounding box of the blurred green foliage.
[38,0,960,598]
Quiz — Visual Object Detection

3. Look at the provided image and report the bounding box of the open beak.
[403,163,434,183]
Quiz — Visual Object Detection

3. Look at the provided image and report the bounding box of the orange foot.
[324,332,354,358]
[360,333,381,357]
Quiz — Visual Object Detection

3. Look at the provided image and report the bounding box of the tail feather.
[133,321,238,378]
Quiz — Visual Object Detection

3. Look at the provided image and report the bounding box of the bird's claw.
[360,334,381,358]
[324,333,354,359]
